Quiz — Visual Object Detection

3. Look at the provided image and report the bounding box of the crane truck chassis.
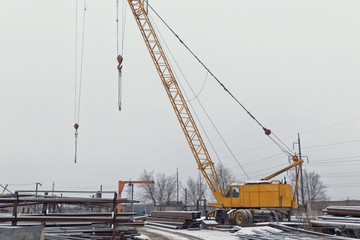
[207,180,295,225]
[126,0,304,226]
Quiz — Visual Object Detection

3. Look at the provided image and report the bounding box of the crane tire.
[270,210,279,222]
[235,209,248,226]
[244,209,253,224]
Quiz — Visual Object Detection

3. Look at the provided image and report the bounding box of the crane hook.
[117,55,123,71]
[74,123,79,163]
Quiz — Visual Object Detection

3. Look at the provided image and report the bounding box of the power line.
[301,117,360,135]
[311,155,360,162]
[321,174,360,178]
[242,153,284,167]
[303,139,360,150]
[247,163,287,179]
[311,161,359,167]
[320,170,360,176]
[327,183,360,188]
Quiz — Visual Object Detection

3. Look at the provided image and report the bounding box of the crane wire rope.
[116,0,126,111]
[147,3,295,158]
[187,71,208,102]
[149,14,250,180]
[74,0,89,163]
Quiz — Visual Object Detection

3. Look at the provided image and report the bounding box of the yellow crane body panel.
[221,181,293,209]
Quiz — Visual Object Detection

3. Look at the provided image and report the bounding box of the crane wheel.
[244,209,253,224]
[270,210,280,222]
[235,210,248,226]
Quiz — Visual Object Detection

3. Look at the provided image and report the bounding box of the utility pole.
[298,134,305,207]
[199,171,202,200]
[176,168,179,204]
[293,133,305,208]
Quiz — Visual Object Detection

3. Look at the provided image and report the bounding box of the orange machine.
[118,180,154,212]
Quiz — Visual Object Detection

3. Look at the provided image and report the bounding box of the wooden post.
[112,193,118,239]
[12,192,18,226]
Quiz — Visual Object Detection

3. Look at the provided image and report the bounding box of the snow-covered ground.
[136,224,344,240]
[138,226,240,240]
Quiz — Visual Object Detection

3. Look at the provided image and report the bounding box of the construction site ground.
[137,225,238,240]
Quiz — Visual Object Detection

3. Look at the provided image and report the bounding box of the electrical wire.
[327,183,360,188]
[310,161,359,166]
[320,170,360,176]
[300,117,360,135]
[311,155,360,163]
[247,163,289,179]
[242,153,284,167]
[303,139,360,150]
[321,174,360,178]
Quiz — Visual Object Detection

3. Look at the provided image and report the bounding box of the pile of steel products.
[146,211,202,229]
[43,224,141,240]
[325,206,360,217]
[0,190,143,239]
[311,206,360,238]
[235,223,353,240]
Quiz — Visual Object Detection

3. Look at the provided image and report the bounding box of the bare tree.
[303,170,327,202]
[183,174,208,206]
[155,173,177,208]
[290,169,327,205]
[138,170,177,209]
[138,170,156,205]
[216,164,235,191]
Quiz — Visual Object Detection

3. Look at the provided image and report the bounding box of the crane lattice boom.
[127,0,223,201]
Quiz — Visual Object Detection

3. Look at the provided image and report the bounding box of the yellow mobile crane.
[126,0,303,225]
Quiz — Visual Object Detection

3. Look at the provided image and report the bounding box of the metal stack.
[0,190,143,239]
[235,223,353,240]
[146,211,201,229]
[311,206,360,238]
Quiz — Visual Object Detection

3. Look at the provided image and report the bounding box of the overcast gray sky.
[1,0,359,201]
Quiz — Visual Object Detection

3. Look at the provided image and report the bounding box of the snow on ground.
[235,225,282,235]
[142,226,240,240]
[181,229,239,240]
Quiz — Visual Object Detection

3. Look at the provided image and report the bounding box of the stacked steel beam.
[311,205,360,238]
[146,211,201,229]
[235,223,353,240]
[325,206,360,217]
[0,191,143,239]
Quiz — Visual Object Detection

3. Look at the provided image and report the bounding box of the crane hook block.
[74,123,79,130]
[263,127,271,136]
[117,55,123,71]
